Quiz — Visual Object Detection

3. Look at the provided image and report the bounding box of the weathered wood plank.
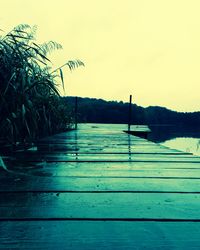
[0,221,200,249]
[0,193,200,220]
[19,146,192,154]
[17,158,200,163]
[14,167,200,178]
[4,162,200,178]
[36,153,200,159]
[1,176,200,193]
[44,161,200,169]
[1,123,200,249]
[10,153,200,163]
[35,144,171,153]
[6,161,200,171]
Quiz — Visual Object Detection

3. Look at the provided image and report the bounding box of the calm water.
[161,137,200,156]
[147,125,200,156]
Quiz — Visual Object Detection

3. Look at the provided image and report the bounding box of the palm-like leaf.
[0,24,84,148]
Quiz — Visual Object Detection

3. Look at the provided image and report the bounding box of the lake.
[161,137,200,156]
[147,125,200,156]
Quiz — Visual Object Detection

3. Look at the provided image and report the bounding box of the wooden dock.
[1,123,200,249]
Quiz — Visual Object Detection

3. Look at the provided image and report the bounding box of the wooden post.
[128,95,132,131]
[75,96,78,130]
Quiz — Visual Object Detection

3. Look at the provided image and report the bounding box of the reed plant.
[0,24,83,149]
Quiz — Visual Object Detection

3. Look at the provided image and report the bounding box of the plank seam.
[1,218,200,222]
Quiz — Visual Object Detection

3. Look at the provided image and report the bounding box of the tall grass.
[0,24,83,149]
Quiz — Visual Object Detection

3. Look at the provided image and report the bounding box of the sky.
[1,0,200,112]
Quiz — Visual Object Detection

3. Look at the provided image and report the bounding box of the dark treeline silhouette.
[64,96,200,127]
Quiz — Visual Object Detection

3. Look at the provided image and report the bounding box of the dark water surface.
[148,125,200,156]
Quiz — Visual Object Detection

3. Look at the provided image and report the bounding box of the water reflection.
[74,130,79,160]
[161,137,200,156]
[148,125,200,143]
[148,125,200,156]
[127,133,132,161]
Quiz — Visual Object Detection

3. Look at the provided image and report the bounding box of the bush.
[0,24,83,148]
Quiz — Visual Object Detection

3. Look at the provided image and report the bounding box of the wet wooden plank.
[26,146,191,153]
[0,192,200,220]
[5,161,200,171]
[16,149,192,156]
[18,145,192,154]
[1,176,200,193]
[4,162,200,179]
[36,153,200,159]
[11,165,200,178]
[1,123,200,249]
[31,140,166,146]
[10,153,200,163]
[44,161,200,169]
[0,221,200,249]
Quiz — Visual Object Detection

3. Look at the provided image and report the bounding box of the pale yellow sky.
[1,0,200,111]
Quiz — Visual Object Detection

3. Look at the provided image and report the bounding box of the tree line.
[64,97,200,127]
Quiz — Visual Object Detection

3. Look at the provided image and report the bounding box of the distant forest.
[64,97,200,127]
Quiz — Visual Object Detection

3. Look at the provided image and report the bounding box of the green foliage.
[0,24,84,148]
